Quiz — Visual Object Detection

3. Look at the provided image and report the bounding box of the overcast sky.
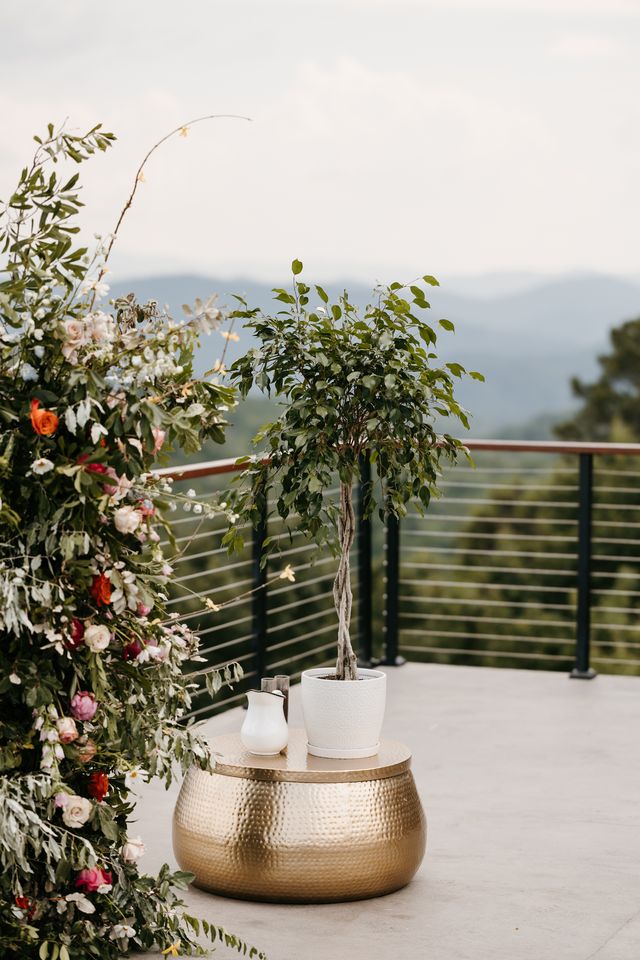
[1,0,639,286]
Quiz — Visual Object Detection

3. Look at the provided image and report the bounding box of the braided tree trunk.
[333,481,359,680]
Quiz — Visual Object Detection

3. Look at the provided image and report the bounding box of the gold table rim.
[206,729,412,783]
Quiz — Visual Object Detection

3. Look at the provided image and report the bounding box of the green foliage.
[228,261,479,679]
[556,317,640,442]
[229,261,474,544]
[0,125,262,959]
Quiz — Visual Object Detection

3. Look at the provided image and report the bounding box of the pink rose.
[70,691,97,722]
[102,468,132,501]
[75,867,113,894]
[137,602,152,617]
[151,427,166,455]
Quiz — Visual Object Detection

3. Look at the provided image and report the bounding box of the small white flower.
[84,624,111,652]
[120,836,145,863]
[110,923,136,941]
[81,278,110,298]
[33,345,45,358]
[186,488,196,498]
[31,458,55,475]
[9,673,21,684]
[124,768,147,791]
[20,362,38,382]
[61,795,93,829]
[193,503,203,515]
[279,564,296,583]
[110,923,136,940]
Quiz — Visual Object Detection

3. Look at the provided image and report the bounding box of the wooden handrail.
[156,439,640,481]
[465,439,640,456]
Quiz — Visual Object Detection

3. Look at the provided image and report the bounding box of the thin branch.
[89,113,252,309]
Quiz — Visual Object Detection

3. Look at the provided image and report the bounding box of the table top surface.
[207,728,412,783]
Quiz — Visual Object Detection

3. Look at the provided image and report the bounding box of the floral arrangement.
[0,124,262,958]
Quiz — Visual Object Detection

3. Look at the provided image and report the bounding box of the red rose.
[65,618,85,650]
[77,454,108,474]
[75,867,112,894]
[122,639,142,661]
[87,771,109,802]
[90,573,111,606]
[15,896,30,910]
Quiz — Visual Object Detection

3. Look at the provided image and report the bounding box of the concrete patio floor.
[137,663,640,960]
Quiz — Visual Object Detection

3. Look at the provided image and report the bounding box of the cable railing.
[386,440,640,678]
[159,440,640,720]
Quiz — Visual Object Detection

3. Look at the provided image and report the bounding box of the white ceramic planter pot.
[301,667,387,758]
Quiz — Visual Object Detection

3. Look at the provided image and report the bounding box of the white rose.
[113,505,142,535]
[62,795,93,829]
[86,311,115,342]
[56,716,79,743]
[120,835,145,863]
[61,318,88,360]
[84,624,111,652]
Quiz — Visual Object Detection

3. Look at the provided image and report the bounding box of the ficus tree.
[228,261,483,681]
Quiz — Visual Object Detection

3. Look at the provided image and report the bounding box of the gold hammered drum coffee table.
[172,728,426,903]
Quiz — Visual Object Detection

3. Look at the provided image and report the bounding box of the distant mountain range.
[109,272,640,436]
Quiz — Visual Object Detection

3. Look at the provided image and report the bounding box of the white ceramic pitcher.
[240,690,288,756]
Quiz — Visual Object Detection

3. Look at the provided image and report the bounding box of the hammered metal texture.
[173,731,427,903]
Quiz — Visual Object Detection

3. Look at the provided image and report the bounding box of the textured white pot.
[301,667,387,758]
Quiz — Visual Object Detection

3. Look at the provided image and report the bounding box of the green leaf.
[291,259,303,275]
[439,318,455,331]
[470,370,485,381]
[422,275,440,286]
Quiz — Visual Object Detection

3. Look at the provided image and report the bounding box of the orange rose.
[76,737,97,763]
[30,399,59,436]
[90,573,112,606]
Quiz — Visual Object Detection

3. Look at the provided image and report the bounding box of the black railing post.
[571,453,597,679]
[357,457,373,666]
[251,479,268,687]
[382,514,405,666]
